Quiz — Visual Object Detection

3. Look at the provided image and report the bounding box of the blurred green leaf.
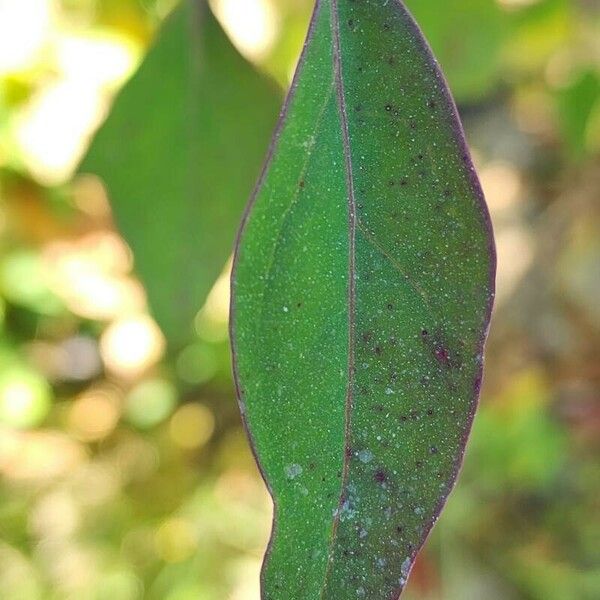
[80,0,281,348]
[503,0,572,75]
[0,249,63,316]
[0,349,53,429]
[557,70,600,159]
[125,378,177,429]
[470,371,567,489]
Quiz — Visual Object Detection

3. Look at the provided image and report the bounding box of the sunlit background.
[0,0,598,598]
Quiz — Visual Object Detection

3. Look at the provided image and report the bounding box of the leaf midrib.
[319,0,356,595]
[318,2,438,595]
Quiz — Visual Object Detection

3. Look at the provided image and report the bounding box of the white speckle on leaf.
[285,464,302,480]
[401,557,412,578]
[358,450,373,463]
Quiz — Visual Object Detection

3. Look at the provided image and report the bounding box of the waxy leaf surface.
[231,0,495,598]
[81,0,280,348]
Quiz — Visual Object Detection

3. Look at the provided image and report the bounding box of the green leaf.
[80,0,280,348]
[231,1,495,598]
[556,69,600,159]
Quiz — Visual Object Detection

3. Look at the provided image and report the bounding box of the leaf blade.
[231,1,495,598]
[80,0,281,348]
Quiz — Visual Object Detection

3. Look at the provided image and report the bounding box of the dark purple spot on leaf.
[374,470,387,484]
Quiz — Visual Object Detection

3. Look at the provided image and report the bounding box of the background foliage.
[0,1,598,599]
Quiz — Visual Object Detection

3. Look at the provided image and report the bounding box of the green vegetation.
[0,0,598,599]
